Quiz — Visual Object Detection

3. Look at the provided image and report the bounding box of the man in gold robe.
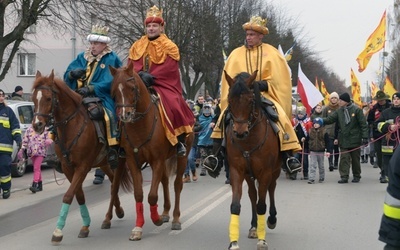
[205,16,302,177]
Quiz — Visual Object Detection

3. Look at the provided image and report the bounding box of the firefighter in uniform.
[0,89,22,199]
[378,144,400,249]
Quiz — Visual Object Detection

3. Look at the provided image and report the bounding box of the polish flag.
[297,63,323,115]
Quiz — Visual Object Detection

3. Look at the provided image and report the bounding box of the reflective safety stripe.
[0,117,10,128]
[382,145,394,154]
[383,203,400,219]
[0,174,12,184]
[0,143,13,153]
[377,122,386,133]
[12,128,21,135]
[383,192,400,220]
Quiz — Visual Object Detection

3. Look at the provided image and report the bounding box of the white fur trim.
[87,34,111,44]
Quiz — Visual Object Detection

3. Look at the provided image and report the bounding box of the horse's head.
[110,61,144,123]
[226,70,259,139]
[31,70,59,134]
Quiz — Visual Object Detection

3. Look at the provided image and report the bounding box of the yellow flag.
[356,11,386,73]
[383,76,397,97]
[315,77,320,91]
[320,80,330,106]
[351,68,363,107]
[370,81,379,99]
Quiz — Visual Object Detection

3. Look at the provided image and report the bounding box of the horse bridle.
[116,76,158,168]
[34,84,86,166]
[114,76,153,122]
[227,93,268,180]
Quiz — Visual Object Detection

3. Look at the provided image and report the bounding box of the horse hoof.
[51,228,63,245]
[248,227,257,238]
[267,217,277,230]
[229,241,240,250]
[161,214,170,223]
[101,221,111,229]
[257,240,268,250]
[78,227,90,238]
[171,222,181,230]
[153,219,164,226]
[129,227,142,241]
[116,207,125,219]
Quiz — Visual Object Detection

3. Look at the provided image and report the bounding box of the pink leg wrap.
[135,202,144,227]
[150,204,160,223]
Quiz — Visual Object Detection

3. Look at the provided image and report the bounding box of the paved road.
[0,161,388,250]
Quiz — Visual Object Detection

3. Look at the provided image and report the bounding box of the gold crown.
[146,5,163,19]
[250,16,267,27]
[91,24,109,36]
[243,16,269,35]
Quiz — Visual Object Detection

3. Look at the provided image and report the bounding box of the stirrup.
[286,157,301,173]
[203,155,219,172]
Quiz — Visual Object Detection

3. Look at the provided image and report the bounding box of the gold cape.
[211,43,301,152]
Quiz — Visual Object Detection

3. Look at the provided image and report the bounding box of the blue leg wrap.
[56,203,70,230]
[80,204,91,227]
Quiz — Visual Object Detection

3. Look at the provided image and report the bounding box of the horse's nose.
[233,130,249,139]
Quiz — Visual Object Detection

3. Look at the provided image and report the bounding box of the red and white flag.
[297,63,323,115]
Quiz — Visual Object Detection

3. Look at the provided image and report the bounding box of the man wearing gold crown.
[128,5,194,156]
[64,24,122,184]
[204,16,302,177]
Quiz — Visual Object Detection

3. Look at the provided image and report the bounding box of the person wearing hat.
[307,117,330,184]
[322,92,369,183]
[367,90,391,181]
[11,86,24,101]
[375,92,400,183]
[64,24,123,185]
[205,15,302,177]
[321,91,341,171]
[128,5,194,157]
[0,89,22,199]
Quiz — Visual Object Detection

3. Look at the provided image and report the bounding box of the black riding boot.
[283,151,302,173]
[177,134,187,157]
[203,138,224,178]
[107,145,119,169]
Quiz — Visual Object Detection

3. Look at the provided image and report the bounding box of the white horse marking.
[34,90,43,124]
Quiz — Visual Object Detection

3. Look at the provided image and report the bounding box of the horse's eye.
[47,97,52,101]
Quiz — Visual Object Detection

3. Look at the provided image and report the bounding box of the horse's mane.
[229,72,262,109]
[229,72,252,99]
[32,74,82,105]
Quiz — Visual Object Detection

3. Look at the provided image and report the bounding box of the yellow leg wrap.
[257,214,266,240]
[229,214,240,242]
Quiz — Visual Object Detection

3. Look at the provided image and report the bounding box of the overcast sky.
[276,0,393,94]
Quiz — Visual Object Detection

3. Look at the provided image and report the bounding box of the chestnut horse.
[109,64,193,241]
[31,70,130,245]
[224,71,281,250]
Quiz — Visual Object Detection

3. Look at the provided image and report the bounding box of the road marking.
[150,184,231,234]
[169,187,232,235]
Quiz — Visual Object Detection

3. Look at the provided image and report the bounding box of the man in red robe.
[128,5,194,156]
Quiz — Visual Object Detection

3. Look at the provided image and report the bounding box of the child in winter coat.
[307,118,330,184]
[18,126,53,193]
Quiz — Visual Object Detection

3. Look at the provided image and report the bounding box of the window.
[17,105,34,124]
[18,53,36,76]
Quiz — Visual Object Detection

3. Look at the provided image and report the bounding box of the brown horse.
[31,70,130,245]
[109,64,193,241]
[224,71,281,250]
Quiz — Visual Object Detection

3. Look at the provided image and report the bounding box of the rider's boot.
[107,145,119,169]
[283,151,302,173]
[177,134,187,157]
[203,138,224,178]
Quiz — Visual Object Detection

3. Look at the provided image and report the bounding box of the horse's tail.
[119,163,133,193]
[165,155,178,179]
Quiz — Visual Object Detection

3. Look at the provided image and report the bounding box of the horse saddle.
[82,97,106,145]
